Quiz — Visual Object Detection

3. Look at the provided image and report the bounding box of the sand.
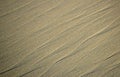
[0,0,120,77]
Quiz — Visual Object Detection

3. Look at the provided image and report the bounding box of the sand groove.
[0,0,120,77]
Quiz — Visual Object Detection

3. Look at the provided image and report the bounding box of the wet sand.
[0,0,120,77]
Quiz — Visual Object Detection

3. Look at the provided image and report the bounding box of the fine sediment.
[0,0,120,77]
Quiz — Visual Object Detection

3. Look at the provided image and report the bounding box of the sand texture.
[0,0,120,77]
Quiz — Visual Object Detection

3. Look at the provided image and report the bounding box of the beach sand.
[0,0,120,77]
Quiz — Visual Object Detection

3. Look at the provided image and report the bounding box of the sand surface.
[0,0,120,77]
